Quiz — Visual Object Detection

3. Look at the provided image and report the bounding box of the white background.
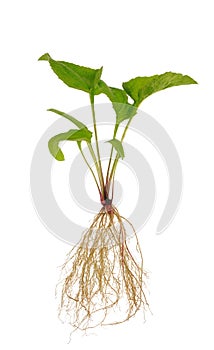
[1,0,214,348]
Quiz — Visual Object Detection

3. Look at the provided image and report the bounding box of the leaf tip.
[57,155,65,161]
[52,149,65,161]
[38,53,51,61]
[181,73,198,85]
[192,78,198,84]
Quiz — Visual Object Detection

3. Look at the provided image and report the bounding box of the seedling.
[39,53,197,332]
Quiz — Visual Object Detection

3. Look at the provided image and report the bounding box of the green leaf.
[95,80,128,104]
[47,108,87,129]
[107,138,125,159]
[95,80,135,123]
[38,53,103,93]
[39,53,51,61]
[113,103,137,124]
[123,72,198,106]
[48,128,92,161]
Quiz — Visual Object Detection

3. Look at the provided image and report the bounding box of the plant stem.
[78,142,101,195]
[105,123,119,193]
[109,104,138,183]
[89,92,105,197]
[87,142,104,192]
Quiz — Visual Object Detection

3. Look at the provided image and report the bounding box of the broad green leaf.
[47,108,87,129]
[107,138,125,159]
[123,72,198,106]
[113,103,137,124]
[38,53,103,93]
[95,80,128,104]
[65,128,92,142]
[95,80,135,123]
[48,128,92,161]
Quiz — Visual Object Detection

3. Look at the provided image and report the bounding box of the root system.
[57,205,149,332]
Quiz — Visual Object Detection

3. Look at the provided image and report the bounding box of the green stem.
[109,104,139,183]
[106,123,119,190]
[89,92,105,197]
[78,142,101,195]
[87,142,104,192]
